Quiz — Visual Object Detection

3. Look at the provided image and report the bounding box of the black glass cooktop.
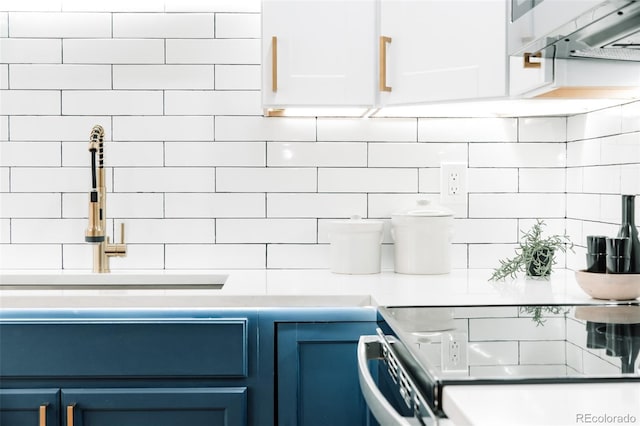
[378,303,640,414]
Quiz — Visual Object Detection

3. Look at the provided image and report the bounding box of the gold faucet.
[85,125,126,273]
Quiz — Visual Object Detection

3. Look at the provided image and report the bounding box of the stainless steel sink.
[0,273,228,290]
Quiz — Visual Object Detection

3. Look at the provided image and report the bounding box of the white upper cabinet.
[379,0,508,106]
[261,0,508,111]
[261,0,377,109]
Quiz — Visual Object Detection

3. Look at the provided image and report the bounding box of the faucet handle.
[119,222,126,245]
[105,222,127,258]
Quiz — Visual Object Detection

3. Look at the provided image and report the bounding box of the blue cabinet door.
[61,387,247,426]
[277,322,376,426]
[0,388,60,426]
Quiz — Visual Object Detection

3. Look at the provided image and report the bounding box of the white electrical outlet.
[440,162,467,204]
[441,332,468,372]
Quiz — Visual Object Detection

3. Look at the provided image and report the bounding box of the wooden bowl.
[574,270,640,301]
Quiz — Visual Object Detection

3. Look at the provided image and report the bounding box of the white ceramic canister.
[327,216,384,274]
[391,200,454,274]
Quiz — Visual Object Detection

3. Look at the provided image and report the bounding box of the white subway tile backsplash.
[582,351,620,375]
[216,167,316,192]
[11,167,96,192]
[0,219,9,243]
[216,14,260,39]
[470,143,566,168]
[518,117,566,142]
[9,12,110,38]
[165,193,265,218]
[268,142,367,167]
[0,3,636,272]
[63,39,164,64]
[113,116,214,141]
[0,90,60,115]
[215,65,260,90]
[622,100,640,133]
[165,244,265,269]
[11,218,86,243]
[10,116,110,141]
[520,341,566,365]
[62,91,163,116]
[468,342,519,366]
[165,0,261,13]
[114,168,215,192]
[267,244,328,269]
[1,1,62,12]
[166,39,260,64]
[267,193,367,218]
[113,65,215,90]
[0,13,8,37]
[0,141,61,166]
[165,91,261,115]
[467,168,518,193]
[369,142,467,167]
[0,244,61,269]
[10,64,111,89]
[216,219,316,243]
[0,39,61,63]
[452,219,517,244]
[317,118,416,142]
[113,13,215,38]
[125,218,215,243]
[567,106,622,141]
[318,168,417,193]
[0,65,8,89]
[0,193,60,218]
[215,116,316,141]
[61,0,163,12]
[62,141,164,167]
[165,141,265,167]
[519,168,566,193]
[469,193,565,218]
[418,118,517,142]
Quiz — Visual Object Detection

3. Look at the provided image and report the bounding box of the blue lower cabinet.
[61,387,247,426]
[277,322,377,426]
[0,388,60,426]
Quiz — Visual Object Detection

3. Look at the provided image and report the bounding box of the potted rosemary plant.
[490,219,574,281]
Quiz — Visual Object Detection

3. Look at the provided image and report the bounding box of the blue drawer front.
[0,388,60,426]
[0,319,247,378]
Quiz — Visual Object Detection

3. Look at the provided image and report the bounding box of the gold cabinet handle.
[67,405,75,426]
[271,36,278,92]
[379,36,392,92]
[524,52,542,69]
[39,405,47,426]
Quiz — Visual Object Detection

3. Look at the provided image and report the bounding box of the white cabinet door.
[262,0,377,109]
[379,0,507,106]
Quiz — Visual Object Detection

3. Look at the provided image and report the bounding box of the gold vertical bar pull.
[379,36,392,92]
[39,405,47,426]
[271,36,278,92]
[524,52,542,69]
[67,405,75,426]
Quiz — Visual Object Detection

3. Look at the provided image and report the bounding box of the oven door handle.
[358,335,429,426]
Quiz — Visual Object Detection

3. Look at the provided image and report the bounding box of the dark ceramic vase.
[526,248,554,277]
[617,195,640,273]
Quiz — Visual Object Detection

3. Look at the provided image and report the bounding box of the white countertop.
[443,383,640,426]
[0,268,601,309]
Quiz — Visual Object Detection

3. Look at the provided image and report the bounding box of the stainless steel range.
[358,303,640,425]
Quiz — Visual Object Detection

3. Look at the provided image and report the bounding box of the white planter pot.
[391,200,454,275]
[328,216,384,274]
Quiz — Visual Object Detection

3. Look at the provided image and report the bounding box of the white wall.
[0,0,638,271]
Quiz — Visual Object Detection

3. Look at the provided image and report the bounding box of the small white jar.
[391,200,454,275]
[327,216,384,274]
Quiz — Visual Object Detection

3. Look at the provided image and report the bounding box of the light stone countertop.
[0,268,604,309]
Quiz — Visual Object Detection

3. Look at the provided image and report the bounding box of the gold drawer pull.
[39,405,47,426]
[67,405,75,426]
[272,36,278,92]
[524,52,542,69]
[379,36,392,92]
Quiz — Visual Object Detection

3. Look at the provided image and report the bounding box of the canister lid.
[392,199,453,218]
[328,215,384,233]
